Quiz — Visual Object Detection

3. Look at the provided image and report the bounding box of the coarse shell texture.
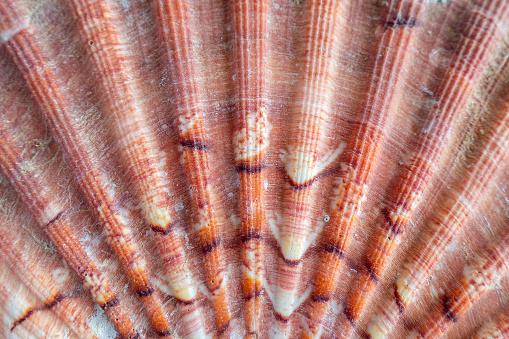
[0,0,509,338]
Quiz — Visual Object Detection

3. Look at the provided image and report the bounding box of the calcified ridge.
[0,0,509,338]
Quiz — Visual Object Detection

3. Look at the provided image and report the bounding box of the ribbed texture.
[0,0,508,338]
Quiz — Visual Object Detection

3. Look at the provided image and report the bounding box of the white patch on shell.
[174,201,184,212]
[267,216,281,243]
[173,276,198,303]
[396,264,414,306]
[281,219,325,261]
[243,250,257,279]
[233,108,269,161]
[1,16,29,44]
[280,233,307,261]
[272,286,312,333]
[230,214,241,230]
[152,275,174,296]
[193,204,210,232]
[276,287,311,318]
[391,191,420,222]
[284,142,345,186]
[178,111,200,135]
[52,268,70,285]
[86,304,117,339]
[366,313,391,339]
[141,200,171,229]
[406,330,421,339]
[474,318,506,338]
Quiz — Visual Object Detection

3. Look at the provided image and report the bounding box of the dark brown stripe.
[244,289,262,301]
[241,232,262,242]
[156,329,174,337]
[380,207,403,235]
[137,286,155,298]
[175,297,196,306]
[364,259,379,283]
[43,211,63,229]
[11,293,66,331]
[282,257,301,267]
[383,17,418,30]
[344,306,356,326]
[151,223,172,235]
[100,297,120,310]
[180,138,207,150]
[203,238,221,254]
[287,176,316,190]
[11,308,35,331]
[217,320,230,335]
[237,162,265,174]
[44,293,64,309]
[275,312,289,323]
[441,296,458,323]
[311,293,330,303]
[394,286,405,313]
[324,243,344,258]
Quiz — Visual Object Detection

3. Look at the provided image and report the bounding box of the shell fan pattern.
[0,0,509,338]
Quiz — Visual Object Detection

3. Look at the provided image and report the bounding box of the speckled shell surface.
[0,0,509,338]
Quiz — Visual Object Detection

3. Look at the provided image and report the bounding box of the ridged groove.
[400,230,509,338]
[0,127,136,338]
[471,313,509,339]
[154,0,231,333]
[0,264,78,338]
[0,227,96,339]
[68,0,204,336]
[375,102,509,335]
[364,3,509,336]
[0,2,159,337]
[272,1,342,335]
[231,0,268,336]
[303,1,423,336]
[1,0,509,337]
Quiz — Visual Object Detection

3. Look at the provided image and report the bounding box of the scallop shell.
[0,0,509,338]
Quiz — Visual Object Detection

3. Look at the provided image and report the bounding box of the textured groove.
[67,0,202,336]
[0,228,96,339]
[329,0,509,337]
[304,1,423,336]
[154,0,231,333]
[334,1,509,336]
[364,4,509,332]
[400,230,509,338]
[0,2,153,337]
[0,128,136,337]
[271,1,342,335]
[231,0,268,336]
[1,0,509,337]
[471,313,509,339]
[0,264,77,339]
[367,113,509,338]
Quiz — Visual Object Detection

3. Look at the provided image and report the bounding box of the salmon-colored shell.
[0,0,508,338]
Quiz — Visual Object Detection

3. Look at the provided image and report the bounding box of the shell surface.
[0,0,509,338]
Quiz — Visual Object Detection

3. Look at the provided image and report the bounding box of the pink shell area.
[0,0,509,338]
